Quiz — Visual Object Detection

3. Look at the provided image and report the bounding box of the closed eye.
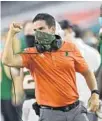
[33,27,45,31]
[38,27,45,30]
[33,29,36,31]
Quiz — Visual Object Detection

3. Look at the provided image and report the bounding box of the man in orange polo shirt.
[2,13,100,121]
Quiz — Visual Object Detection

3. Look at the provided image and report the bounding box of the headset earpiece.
[35,44,46,53]
[51,35,62,51]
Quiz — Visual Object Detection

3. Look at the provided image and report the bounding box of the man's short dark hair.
[72,25,83,38]
[59,20,73,30]
[32,13,55,28]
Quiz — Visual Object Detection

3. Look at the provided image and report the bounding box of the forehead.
[32,20,47,29]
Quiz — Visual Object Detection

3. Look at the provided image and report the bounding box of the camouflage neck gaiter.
[35,30,56,52]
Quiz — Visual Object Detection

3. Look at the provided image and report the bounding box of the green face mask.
[34,30,62,53]
[35,30,56,45]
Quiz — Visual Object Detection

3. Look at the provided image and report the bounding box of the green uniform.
[1,63,22,121]
[98,33,102,99]
[99,43,102,64]
[20,35,27,52]
[0,62,12,99]
[15,33,27,54]
[99,34,102,65]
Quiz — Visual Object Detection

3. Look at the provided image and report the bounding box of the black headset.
[35,35,62,53]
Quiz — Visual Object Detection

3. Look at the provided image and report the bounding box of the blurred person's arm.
[2,23,23,67]
[11,67,25,105]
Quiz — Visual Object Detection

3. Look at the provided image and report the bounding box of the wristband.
[91,90,100,95]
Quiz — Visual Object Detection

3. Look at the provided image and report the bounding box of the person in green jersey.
[1,32,24,121]
[96,29,102,100]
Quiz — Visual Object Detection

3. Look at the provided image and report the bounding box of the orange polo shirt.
[20,41,88,107]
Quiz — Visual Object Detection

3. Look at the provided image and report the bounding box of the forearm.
[82,69,98,91]
[12,78,24,92]
[2,30,16,65]
[11,67,24,103]
[12,77,25,104]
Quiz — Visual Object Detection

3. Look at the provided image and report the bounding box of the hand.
[88,93,100,112]
[96,100,102,119]
[9,22,23,35]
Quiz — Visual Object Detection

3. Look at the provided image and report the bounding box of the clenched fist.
[9,22,23,35]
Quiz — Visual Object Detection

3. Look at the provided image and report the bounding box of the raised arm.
[2,23,23,67]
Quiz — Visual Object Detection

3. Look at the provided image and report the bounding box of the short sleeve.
[20,53,31,69]
[74,45,88,73]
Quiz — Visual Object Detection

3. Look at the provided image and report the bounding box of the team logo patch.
[65,51,69,56]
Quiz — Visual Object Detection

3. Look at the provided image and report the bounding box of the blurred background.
[1,1,101,32]
[1,1,102,49]
[1,1,102,121]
